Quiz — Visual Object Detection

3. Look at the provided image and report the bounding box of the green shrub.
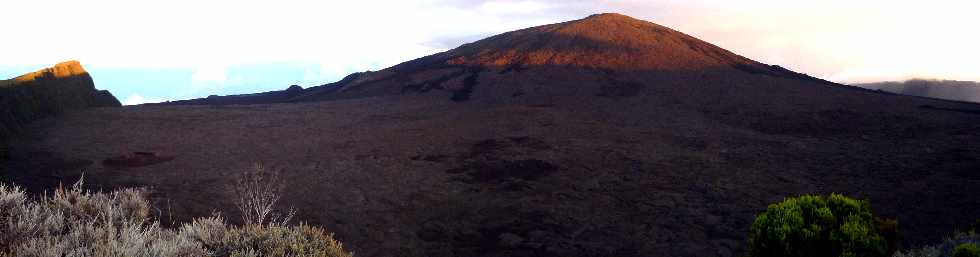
[0,179,352,257]
[747,194,894,257]
[955,243,980,257]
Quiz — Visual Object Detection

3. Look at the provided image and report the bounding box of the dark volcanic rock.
[91,89,122,107]
[103,152,175,168]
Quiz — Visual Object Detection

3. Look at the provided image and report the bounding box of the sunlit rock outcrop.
[0,60,120,138]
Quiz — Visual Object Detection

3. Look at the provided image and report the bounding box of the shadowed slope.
[0,61,121,139]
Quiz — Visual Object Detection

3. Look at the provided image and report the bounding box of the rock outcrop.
[0,60,121,139]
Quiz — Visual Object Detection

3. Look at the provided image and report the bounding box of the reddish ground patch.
[103,152,174,168]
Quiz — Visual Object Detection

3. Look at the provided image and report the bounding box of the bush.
[747,194,894,257]
[0,178,204,256]
[954,243,980,257]
[893,231,980,257]
[0,178,351,257]
[182,216,352,257]
[233,163,295,226]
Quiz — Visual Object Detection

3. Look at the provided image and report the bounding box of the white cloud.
[191,65,228,84]
[121,93,166,106]
[479,1,551,15]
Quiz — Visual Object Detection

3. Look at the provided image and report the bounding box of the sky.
[1,0,978,105]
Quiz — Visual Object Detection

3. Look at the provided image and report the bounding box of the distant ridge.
[857,79,980,103]
[0,60,120,139]
[153,85,305,106]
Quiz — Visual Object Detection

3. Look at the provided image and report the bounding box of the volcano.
[165,13,822,105]
[6,13,980,257]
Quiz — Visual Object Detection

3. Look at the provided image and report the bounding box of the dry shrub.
[181,216,352,257]
[0,177,205,256]
[0,177,350,257]
[233,163,295,226]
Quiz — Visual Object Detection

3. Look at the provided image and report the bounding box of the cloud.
[855,79,980,103]
[478,1,551,15]
[422,34,492,50]
[121,93,166,106]
[2,0,979,101]
[191,65,227,84]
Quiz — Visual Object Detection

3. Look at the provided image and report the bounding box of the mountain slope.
[5,14,980,257]
[292,13,835,102]
[164,13,829,105]
[0,60,120,139]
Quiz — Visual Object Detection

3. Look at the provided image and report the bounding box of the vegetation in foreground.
[747,194,979,257]
[0,177,351,257]
[953,243,980,257]
[747,194,897,257]
[893,223,980,257]
[1,165,975,257]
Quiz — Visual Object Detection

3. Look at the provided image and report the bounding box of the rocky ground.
[6,80,979,256]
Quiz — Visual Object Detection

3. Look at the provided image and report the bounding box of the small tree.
[747,194,895,257]
[233,163,295,226]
